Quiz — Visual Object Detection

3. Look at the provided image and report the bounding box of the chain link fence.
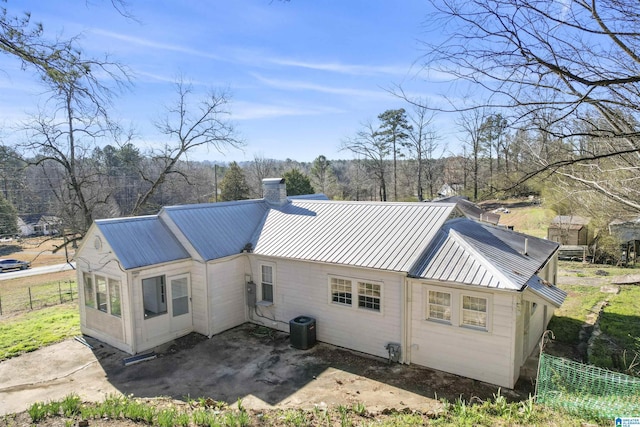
[0,280,77,315]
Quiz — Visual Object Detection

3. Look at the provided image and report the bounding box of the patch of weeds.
[60,393,81,417]
[283,409,309,427]
[337,404,352,427]
[27,402,47,423]
[46,399,61,416]
[157,408,177,427]
[352,401,367,416]
[123,399,156,424]
[192,409,221,427]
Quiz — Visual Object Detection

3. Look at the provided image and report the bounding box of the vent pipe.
[524,238,529,256]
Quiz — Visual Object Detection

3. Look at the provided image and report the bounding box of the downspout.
[401,276,411,364]
[128,270,137,354]
[206,260,213,338]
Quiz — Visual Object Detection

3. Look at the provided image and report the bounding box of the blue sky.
[1,1,458,163]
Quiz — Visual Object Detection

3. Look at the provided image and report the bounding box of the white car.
[0,259,30,272]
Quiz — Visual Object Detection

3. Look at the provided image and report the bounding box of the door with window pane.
[169,275,192,333]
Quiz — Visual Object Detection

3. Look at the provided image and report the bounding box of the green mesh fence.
[537,353,640,420]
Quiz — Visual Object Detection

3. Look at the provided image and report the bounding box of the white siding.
[248,257,404,360]
[190,261,208,336]
[208,256,248,335]
[77,229,131,352]
[409,280,518,388]
[131,260,194,353]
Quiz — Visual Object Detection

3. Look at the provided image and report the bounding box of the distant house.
[433,196,501,225]
[609,217,640,265]
[437,183,463,198]
[17,214,62,237]
[547,215,591,246]
[75,178,565,389]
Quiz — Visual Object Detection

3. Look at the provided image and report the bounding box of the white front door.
[169,275,192,334]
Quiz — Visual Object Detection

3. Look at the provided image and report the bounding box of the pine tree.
[283,169,315,196]
[0,195,19,237]
[219,162,250,201]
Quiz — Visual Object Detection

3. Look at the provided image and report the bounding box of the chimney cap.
[263,177,285,185]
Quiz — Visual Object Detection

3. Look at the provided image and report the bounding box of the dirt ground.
[0,323,529,416]
[0,237,72,268]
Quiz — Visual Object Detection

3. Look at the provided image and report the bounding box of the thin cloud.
[90,29,224,61]
[233,101,344,120]
[268,57,410,77]
[251,74,390,99]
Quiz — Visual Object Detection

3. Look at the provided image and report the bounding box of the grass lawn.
[548,284,608,344]
[590,285,640,371]
[0,302,80,361]
[495,204,557,239]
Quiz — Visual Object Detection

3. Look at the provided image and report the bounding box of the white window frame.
[83,272,122,318]
[327,276,383,314]
[356,280,382,313]
[329,276,353,306]
[422,284,492,333]
[460,294,489,331]
[426,289,452,323]
[142,275,167,319]
[258,262,276,306]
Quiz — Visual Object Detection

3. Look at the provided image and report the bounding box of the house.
[432,196,501,225]
[17,214,62,237]
[609,217,640,265]
[547,215,591,246]
[75,178,565,389]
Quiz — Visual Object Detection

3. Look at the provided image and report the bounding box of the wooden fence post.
[59,282,63,303]
[29,287,33,310]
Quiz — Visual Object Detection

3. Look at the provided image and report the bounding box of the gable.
[253,200,457,272]
[161,200,269,261]
[411,218,559,290]
[94,216,190,269]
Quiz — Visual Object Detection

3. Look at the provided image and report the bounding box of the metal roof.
[411,218,559,290]
[95,216,190,269]
[550,215,590,226]
[161,200,269,261]
[433,196,501,225]
[252,200,457,272]
[525,275,567,307]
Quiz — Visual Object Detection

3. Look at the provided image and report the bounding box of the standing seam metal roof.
[411,218,559,291]
[252,200,456,272]
[161,200,269,261]
[95,216,190,270]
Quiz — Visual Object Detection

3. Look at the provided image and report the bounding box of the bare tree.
[247,154,277,198]
[406,103,441,200]
[132,78,243,215]
[457,108,489,201]
[418,0,640,211]
[341,121,391,201]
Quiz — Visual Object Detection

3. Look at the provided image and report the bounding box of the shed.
[547,215,591,246]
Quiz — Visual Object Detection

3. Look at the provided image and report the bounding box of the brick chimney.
[262,178,289,207]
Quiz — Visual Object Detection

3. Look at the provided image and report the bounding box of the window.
[109,279,121,317]
[261,264,274,303]
[330,277,352,306]
[84,273,95,309]
[427,290,451,322]
[143,275,167,318]
[462,295,488,328]
[96,276,108,313]
[357,281,381,312]
[171,276,189,316]
[84,273,122,317]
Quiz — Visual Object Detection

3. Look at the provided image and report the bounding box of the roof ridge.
[447,227,521,290]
